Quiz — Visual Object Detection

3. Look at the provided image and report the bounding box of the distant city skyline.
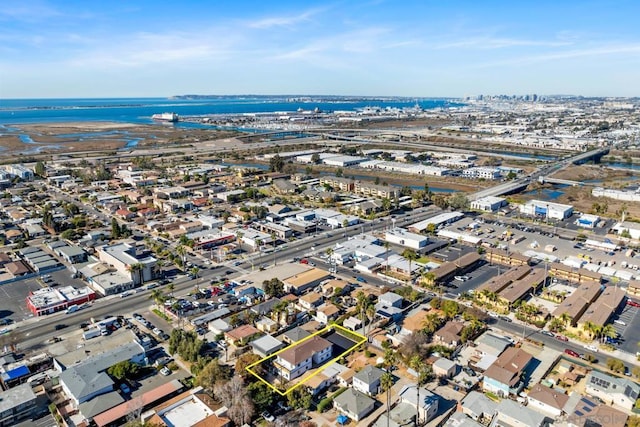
[2,0,640,99]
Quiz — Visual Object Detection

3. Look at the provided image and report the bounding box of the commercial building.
[408,212,464,233]
[552,281,602,326]
[284,268,331,295]
[577,285,626,328]
[470,196,507,212]
[384,228,429,250]
[97,243,158,285]
[613,221,640,240]
[26,286,96,316]
[462,167,501,180]
[576,213,600,229]
[519,200,573,220]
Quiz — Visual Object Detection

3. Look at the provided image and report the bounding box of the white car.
[454,275,470,282]
[584,344,599,353]
[120,291,132,298]
[160,367,171,376]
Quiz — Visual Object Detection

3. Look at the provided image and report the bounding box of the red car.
[300,258,309,264]
[564,349,579,357]
[211,287,222,296]
[556,335,569,342]
[627,299,640,308]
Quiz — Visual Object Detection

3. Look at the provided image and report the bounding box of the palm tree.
[190,266,200,279]
[600,324,617,343]
[356,291,374,337]
[401,249,419,285]
[381,372,394,427]
[383,241,390,273]
[560,312,571,328]
[176,245,187,269]
[582,321,596,340]
[166,283,175,299]
[128,262,145,286]
[408,355,428,425]
[150,288,166,312]
[422,312,442,334]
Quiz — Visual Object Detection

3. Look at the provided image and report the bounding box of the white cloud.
[246,8,324,29]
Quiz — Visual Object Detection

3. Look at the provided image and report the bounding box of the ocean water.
[0,97,461,125]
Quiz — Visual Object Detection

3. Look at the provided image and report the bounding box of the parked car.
[120,290,132,298]
[160,367,171,376]
[54,324,67,331]
[540,331,555,337]
[262,412,275,422]
[627,299,640,308]
[556,335,569,342]
[564,349,580,357]
[454,275,470,282]
[584,344,599,352]
[356,276,367,283]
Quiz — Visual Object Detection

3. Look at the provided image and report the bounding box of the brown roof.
[484,347,533,386]
[550,262,603,281]
[479,265,531,293]
[93,379,183,426]
[5,261,30,275]
[498,268,546,303]
[486,248,531,263]
[225,324,260,341]
[0,252,10,264]
[319,304,340,317]
[401,310,430,333]
[300,292,324,305]
[277,336,332,365]
[552,281,602,319]
[527,383,569,410]
[284,268,331,289]
[578,285,626,326]
[434,321,465,344]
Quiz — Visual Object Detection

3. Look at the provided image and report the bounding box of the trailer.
[82,328,101,340]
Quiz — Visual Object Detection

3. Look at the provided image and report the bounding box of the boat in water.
[151,112,179,122]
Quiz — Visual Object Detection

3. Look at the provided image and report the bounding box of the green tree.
[269,155,285,172]
[35,161,46,177]
[263,278,285,297]
[107,360,139,380]
[310,153,321,164]
[247,381,277,413]
[606,357,625,374]
[381,371,394,427]
[235,353,261,377]
[401,249,419,285]
[111,218,121,238]
[448,193,470,210]
[287,387,313,410]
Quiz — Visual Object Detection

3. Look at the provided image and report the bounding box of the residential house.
[433,358,458,379]
[482,347,533,397]
[316,303,340,324]
[143,386,231,427]
[255,317,278,334]
[352,365,384,396]
[0,384,38,427]
[460,391,498,423]
[526,383,569,417]
[433,321,465,348]
[564,392,628,427]
[224,325,261,346]
[492,399,548,427]
[333,389,376,422]
[280,326,311,345]
[274,336,332,381]
[585,370,640,411]
[470,332,512,372]
[250,335,286,358]
[298,292,324,311]
[398,384,440,423]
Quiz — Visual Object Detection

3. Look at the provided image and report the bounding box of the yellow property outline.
[246,323,366,396]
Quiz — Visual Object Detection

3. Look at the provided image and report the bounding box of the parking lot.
[614,303,640,354]
[450,263,501,295]
[0,277,43,322]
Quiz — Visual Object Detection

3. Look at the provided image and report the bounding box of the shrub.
[317,397,333,413]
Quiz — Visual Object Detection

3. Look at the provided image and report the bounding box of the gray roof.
[78,390,124,419]
[282,326,311,343]
[58,245,86,258]
[398,384,439,409]
[443,412,484,427]
[334,388,376,417]
[493,399,548,427]
[58,341,145,402]
[587,370,640,399]
[354,365,384,385]
[461,391,498,419]
[251,298,282,316]
[0,383,36,415]
[475,332,512,354]
[250,334,285,355]
[433,358,457,372]
[60,370,114,403]
[379,292,403,306]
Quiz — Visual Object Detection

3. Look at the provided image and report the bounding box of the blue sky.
[1,0,640,98]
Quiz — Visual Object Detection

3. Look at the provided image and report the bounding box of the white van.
[65,305,79,314]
